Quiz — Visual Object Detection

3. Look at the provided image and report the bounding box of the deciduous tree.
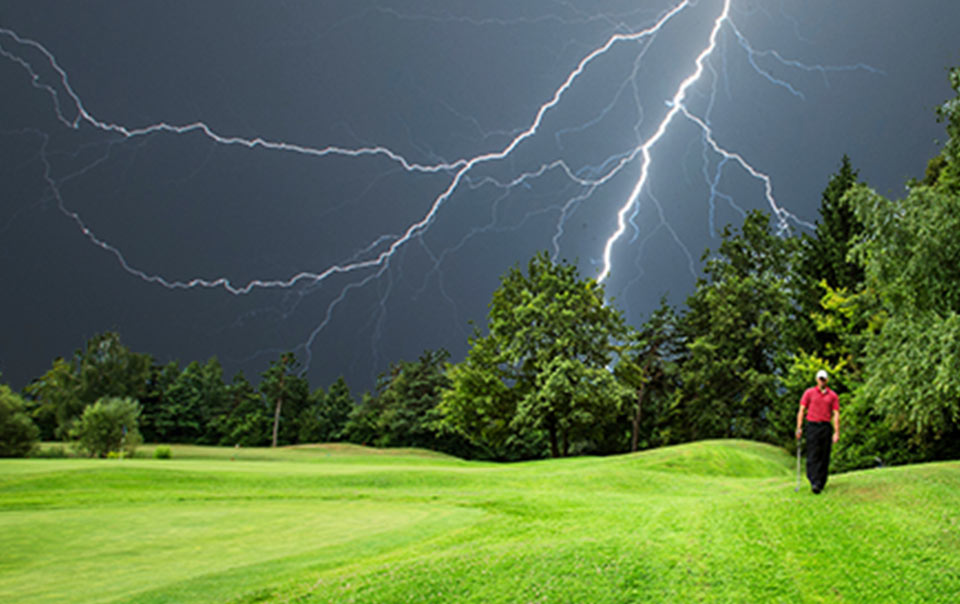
[70,396,143,458]
[260,352,309,447]
[0,383,40,457]
[615,299,682,451]
[848,182,960,449]
[673,210,797,444]
[438,252,627,458]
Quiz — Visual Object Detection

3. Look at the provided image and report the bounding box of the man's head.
[816,369,828,384]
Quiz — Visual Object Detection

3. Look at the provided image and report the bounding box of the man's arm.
[796,404,805,440]
[831,408,840,443]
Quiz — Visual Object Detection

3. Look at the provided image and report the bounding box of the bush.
[31,445,69,458]
[153,445,172,459]
[70,397,143,458]
[0,384,40,457]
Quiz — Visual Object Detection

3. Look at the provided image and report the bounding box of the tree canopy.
[437,252,627,458]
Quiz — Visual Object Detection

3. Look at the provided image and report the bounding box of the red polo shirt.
[801,386,839,422]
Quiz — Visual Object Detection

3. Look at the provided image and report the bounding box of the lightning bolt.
[0,0,880,380]
[1,2,693,294]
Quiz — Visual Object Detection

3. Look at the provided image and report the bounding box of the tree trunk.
[271,370,287,448]
[548,418,559,458]
[271,395,282,448]
[631,383,645,452]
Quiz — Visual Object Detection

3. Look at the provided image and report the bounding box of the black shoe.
[812,485,822,494]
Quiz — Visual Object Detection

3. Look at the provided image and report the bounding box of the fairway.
[2,441,959,602]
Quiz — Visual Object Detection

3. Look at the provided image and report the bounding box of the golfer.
[795,369,839,494]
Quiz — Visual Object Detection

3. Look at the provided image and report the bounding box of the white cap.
[816,369,828,380]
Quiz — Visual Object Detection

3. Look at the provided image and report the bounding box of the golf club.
[795,440,802,492]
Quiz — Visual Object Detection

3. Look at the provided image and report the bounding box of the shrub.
[154,445,172,459]
[31,444,69,458]
[70,397,143,458]
[0,384,40,457]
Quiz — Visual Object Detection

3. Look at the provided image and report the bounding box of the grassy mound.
[1,441,958,602]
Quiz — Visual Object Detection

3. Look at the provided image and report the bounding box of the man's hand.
[832,432,839,443]
[796,429,802,440]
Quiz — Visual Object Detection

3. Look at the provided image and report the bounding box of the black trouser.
[806,421,833,491]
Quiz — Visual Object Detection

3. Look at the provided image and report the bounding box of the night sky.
[2,1,959,394]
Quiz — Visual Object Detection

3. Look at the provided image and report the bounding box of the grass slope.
[1,441,958,603]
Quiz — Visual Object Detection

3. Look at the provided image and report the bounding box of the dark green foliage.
[831,385,923,472]
[70,396,143,458]
[924,66,960,192]
[215,373,271,447]
[74,333,153,408]
[25,333,153,439]
[260,352,310,447]
[0,383,40,457]
[138,360,181,443]
[154,358,228,444]
[295,387,327,445]
[320,377,354,442]
[341,352,478,455]
[371,349,450,449]
[296,376,356,444]
[438,252,627,459]
[615,299,683,451]
[672,210,797,444]
[24,357,82,440]
[795,156,864,356]
[801,156,863,292]
[153,445,172,459]
[341,392,381,447]
[517,356,629,457]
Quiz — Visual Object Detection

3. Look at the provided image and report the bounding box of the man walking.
[796,369,839,494]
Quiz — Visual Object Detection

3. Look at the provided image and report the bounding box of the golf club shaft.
[795,441,801,492]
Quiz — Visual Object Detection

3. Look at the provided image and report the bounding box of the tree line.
[3,68,959,469]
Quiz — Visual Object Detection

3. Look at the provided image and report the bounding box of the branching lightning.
[0,0,882,381]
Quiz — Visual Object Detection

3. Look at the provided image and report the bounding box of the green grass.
[2,441,959,602]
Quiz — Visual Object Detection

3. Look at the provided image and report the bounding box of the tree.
[296,386,327,445]
[1,383,40,457]
[74,332,153,411]
[342,392,383,447]
[615,299,682,451]
[797,67,960,470]
[516,356,629,457]
[320,376,354,442]
[921,66,960,192]
[438,252,627,458]
[673,210,798,444]
[154,358,228,444]
[139,360,181,443]
[372,350,451,449]
[436,334,524,459]
[795,155,864,355]
[213,373,271,447]
[24,332,152,439]
[260,352,309,447]
[296,377,355,444]
[24,357,81,439]
[70,397,143,458]
[847,181,960,450]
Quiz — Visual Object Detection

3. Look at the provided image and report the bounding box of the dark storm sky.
[2,0,959,393]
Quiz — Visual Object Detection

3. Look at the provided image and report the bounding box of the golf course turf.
[1,440,958,602]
